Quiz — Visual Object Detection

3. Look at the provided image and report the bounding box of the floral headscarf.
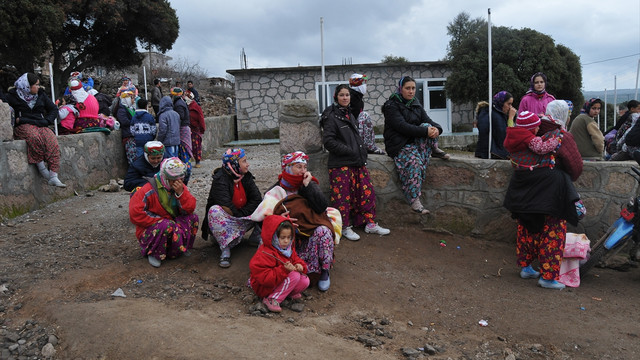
[281,151,308,171]
[492,91,512,113]
[222,148,246,180]
[580,98,602,115]
[155,157,186,190]
[528,72,548,95]
[143,141,165,164]
[14,73,39,105]
[349,73,368,95]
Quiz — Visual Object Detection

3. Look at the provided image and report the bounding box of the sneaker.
[262,298,282,312]
[410,198,430,215]
[290,293,302,300]
[148,255,161,268]
[318,270,330,291]
[520,265,540,279]
[538,278,565,290]
[219,247,231,268]
[48,176,67,188]
[432,148,450,160]
[365,223,390,235]
[194,163,201,168]
[343,226,360,241]
[183,249,192,257]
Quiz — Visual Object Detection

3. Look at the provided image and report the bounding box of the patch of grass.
[1,204,30,219]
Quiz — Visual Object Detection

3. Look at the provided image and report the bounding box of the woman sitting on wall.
[5,73,66,187]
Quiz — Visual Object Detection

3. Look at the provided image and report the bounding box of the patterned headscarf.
[565,100,573,114]
[222,148,246,180]
[14,73,39,105]
[171,87,184,97]
[545,100,570,128]
[281,151,308,171]
[349,73,368,95]
[528,72,548,94]
[272,223,293,258]
[144,140,164,157]
[155,157,186,190]
[580,98,602,115]
[492,91,512,113]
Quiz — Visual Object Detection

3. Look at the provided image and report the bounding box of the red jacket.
[188,101,205,134]
[129,180,197,239]
[249,215,308,298]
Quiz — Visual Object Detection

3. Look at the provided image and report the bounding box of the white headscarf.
[349,73,367,95]
[545,100,570,129]
[69,79,89,103]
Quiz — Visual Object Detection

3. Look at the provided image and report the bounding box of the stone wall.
[0,111,235,217]
[228,62,476,140]
[279,99,639,243]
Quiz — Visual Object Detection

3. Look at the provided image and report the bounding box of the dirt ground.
[2,144,640,360]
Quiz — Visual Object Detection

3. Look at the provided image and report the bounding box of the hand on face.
[170,179,184,196]
[302,171,312,187]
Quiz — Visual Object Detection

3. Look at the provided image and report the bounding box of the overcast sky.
[166,0,640,92]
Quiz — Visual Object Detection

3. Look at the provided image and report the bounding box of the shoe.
[432,147,450,160]
[410,199,430,215]
[262,298,282,313]
[148,256,161,268]
[318,270,330,291]
[48,176,67,188]
[194,163,201,168]
[343,226,360,241]
[365,223,390,235]
[219,247,231,268]
[183,249,192,257]
[290,293,302,300]
[520,265,540,279]
[368,147,386,155]
[538,278,565,290]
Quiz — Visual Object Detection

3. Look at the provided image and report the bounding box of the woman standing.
[569,98,604,160]
[129,157,199,268]
[185,91,205,168]
[474,91,515,159]
[203,148,262,268]
[518,72,556,115]
[321,84,389,241]
[382,76,443,214]
[5,73,66,187]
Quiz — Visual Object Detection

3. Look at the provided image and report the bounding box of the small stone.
[9,343,19,351]
[289,303,305,312]
[401,347,421,357]
[497,336,506,342]
[41,343,56,357]
[380,318,390,325]
[505,354,516,360]
[423,344,437,355]
[48,335,58,346]
[407,320,413,326]
[286,318,295,323]
[18,339,26,345]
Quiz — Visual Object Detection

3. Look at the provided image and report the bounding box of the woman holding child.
[382,76,444,215]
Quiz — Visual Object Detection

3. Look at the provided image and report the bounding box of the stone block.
[427,165,474,188]
[605,171,636,197]
[575,168,598,189]
[0,103,12,142]
[279,99,318,118]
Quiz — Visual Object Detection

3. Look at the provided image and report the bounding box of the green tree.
[444,12,583,109]
[0,0,179,96]
[381,55,410,64]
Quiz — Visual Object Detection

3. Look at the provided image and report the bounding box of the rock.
[48,335,58,346]
[401,347,421,357]
[289,303,304,312]
[380,318,390,325]
[505,354,516,360]
[9,343,19,351]
[423,344,437,355]
[5,331,20,342]
[356,334,383,347]
[41,343,56,357]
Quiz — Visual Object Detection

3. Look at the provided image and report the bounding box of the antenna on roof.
[240,48,248,69]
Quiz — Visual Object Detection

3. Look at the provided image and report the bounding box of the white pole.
[320,17,327,112]
[635,58,640,100]
[143,66,148,100]
[487,8,492,159]
[602,88,606,130]
[48,62,58,136]
[613,75,617,128]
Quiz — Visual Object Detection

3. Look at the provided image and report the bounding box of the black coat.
[320,103,367,168]
[123,156,160,192]
[349,88,364,119]
[475,104,509,159]
[201,168,262,239]
[382,95,442,158]
[6,88,57,128]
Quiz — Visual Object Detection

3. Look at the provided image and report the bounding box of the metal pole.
[48,62,58,136]
[635,58,640,100]
[613,75,617,128]
[487,8,492,159]
[143,66,148,100]
[320,17,329,112]
[602,88,606,130]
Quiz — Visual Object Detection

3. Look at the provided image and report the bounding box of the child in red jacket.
[504,111,560,169]
[249,215,309,313]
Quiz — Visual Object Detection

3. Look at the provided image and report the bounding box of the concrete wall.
[279,99,639,243]
[228,62,476,140]
[0,111,235,217]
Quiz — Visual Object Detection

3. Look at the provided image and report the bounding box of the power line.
[582,53,640,66]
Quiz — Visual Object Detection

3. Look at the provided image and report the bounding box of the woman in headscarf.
[251,151,340,291]
[115,76,138,98]
[170,87,192,184]
[381,76,444,215]
[568,98,604,160]
[123,141,165,192]
[503,100,583,290]
[474,91,516,159]
[518,72,556,115]
[129,157,199,268]
[115,90,136,165]
[185,90,205,168]
[203,148,262,268]
[348,73,385,155]
[69,79,100,131]
[321,84,390,241]
[5,73,66,187]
